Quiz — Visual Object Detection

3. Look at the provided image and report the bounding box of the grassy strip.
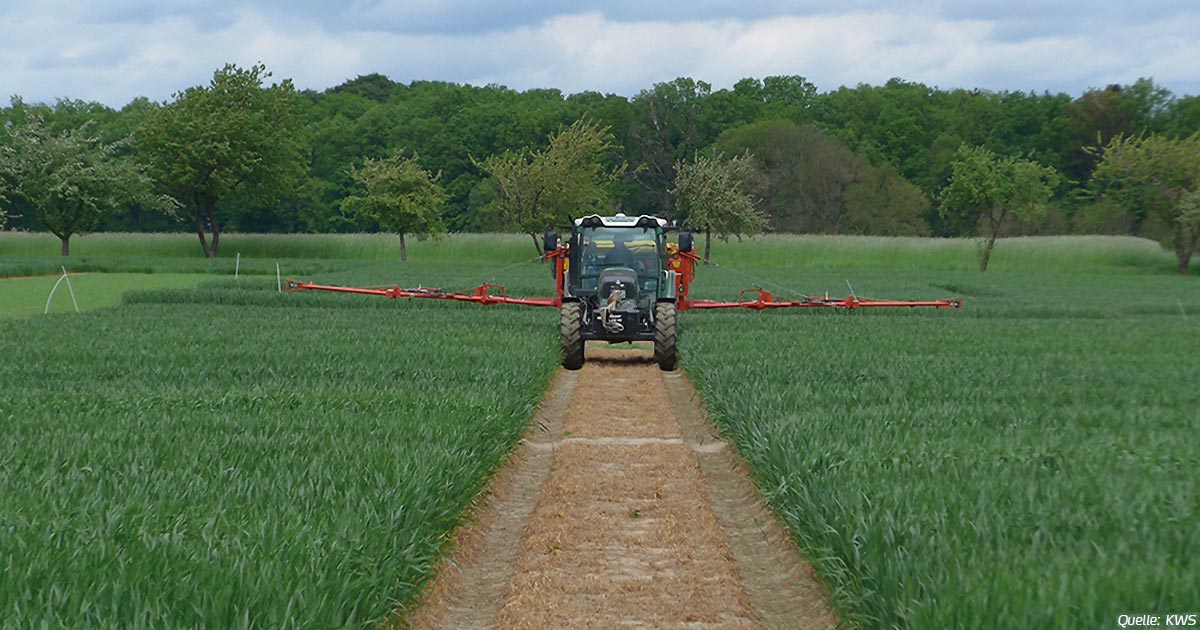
[0,269,560,627]
[0,273,208,318]
[1,231,1189,274]
[681,268,1199,627]
[0,232,540,264]
[709,234,1184,274]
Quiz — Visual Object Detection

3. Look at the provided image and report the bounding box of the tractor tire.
[560,302,585,370]
[654,302,678,371]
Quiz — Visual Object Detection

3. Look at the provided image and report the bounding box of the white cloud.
[1,4,1197,107]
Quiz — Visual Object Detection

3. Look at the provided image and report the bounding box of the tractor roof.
[574,214,668,229]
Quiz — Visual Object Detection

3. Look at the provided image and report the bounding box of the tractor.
[286,213,961,372]
[541,213,688,371]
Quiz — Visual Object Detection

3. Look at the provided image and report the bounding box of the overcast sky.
[2,1,1197,108]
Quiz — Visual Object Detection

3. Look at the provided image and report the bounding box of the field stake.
[235,252,240,279]
[44,266,80,315]
[276,262,282,293]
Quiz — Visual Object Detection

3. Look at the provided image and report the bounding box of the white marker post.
[235,252,240,279]
[276,262,282,293]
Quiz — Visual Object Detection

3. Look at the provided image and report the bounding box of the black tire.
[560,302,585,370]
[654,302,678,371]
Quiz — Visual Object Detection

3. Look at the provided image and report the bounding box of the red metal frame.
[285,279,560,307]
[685,288,961,310]
[285,242,961,312]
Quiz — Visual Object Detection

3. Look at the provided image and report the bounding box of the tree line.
[1,66,1198,271]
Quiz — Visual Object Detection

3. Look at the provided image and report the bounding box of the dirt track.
[404,345,836,629]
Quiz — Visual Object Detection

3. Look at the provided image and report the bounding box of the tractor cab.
[568,216,669,303]
[543,214,691,371]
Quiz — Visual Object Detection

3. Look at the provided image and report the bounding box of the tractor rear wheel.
[654,302,678,371]
[560,302,585,370]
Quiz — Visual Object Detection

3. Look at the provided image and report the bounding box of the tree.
[0,187,9,230]
[672,152,767,262]
[476,117,621,253]
[135,63,307,258]
[715,120,928,235]
[0,118,160,255]
[1092,133,1200,275]
[939,145,1061,272]
[627,78,711,219]
[341,151,446,262]
[1058,80,1172,188]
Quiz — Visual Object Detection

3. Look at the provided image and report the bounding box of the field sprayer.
[286,214,962,371]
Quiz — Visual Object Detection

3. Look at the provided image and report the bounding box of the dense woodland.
[2,72,1199,241]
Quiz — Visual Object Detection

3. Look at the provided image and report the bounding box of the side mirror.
[678,232,693,253]
[543,231,560,254]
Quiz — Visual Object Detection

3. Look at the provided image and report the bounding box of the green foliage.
[814,79,949,195]
[1092,133,1200,274]
[940,145,1061,271]
[0,186,8,230]
[671,152,766,261]
[476,118,621,251]
[682,269,1200,629]
[0,118,162,255]
[626,78,713,219]
[6,72,1200,238]
[134,63,307,258]
[715,120,929,236]
[341,151,446,262]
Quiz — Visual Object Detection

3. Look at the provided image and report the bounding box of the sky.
[1,1,1197,108]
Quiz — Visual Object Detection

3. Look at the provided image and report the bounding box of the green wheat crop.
[681,266,1200,628]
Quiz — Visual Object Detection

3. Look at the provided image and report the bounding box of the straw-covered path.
[403,345,837,629]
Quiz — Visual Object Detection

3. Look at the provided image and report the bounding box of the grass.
[1,231,1195,627]
[0,263,560,627]
[0,273,208,318]
[681,266,1199,628]
[2,231,1191,274]
[0,232,540,264]
[705,234,1187,274]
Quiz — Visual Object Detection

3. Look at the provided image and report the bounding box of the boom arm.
[284,279,560,307]
[685,288,961,310]
[285,246,961,312]
[667,249,961,311]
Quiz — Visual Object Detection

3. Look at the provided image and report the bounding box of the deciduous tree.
[0,118,161,255]
[135,63,307,258]
[341,151,446,262]
[627,78,711,219]
[715,120,928,235]
[939,145,1061,271]
[476,117,621,253]
[1092,133,1200,275]
[672,152,767,262]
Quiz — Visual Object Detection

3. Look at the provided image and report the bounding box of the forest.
[2,70,1199,244]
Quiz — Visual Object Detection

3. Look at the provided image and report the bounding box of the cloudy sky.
[2,1,1197,108]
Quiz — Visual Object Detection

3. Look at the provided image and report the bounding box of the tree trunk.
[192,217,212,259]
[529,232,543,256]
[60,235,70,257]
[400,232,407,263]
[208,213,221,259]
[703,227,712,264]
[979,211,1004,272]
[1176,226,1199,276]
[980,232,998,272]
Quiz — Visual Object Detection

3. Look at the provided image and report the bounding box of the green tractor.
[543,214,693,372]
